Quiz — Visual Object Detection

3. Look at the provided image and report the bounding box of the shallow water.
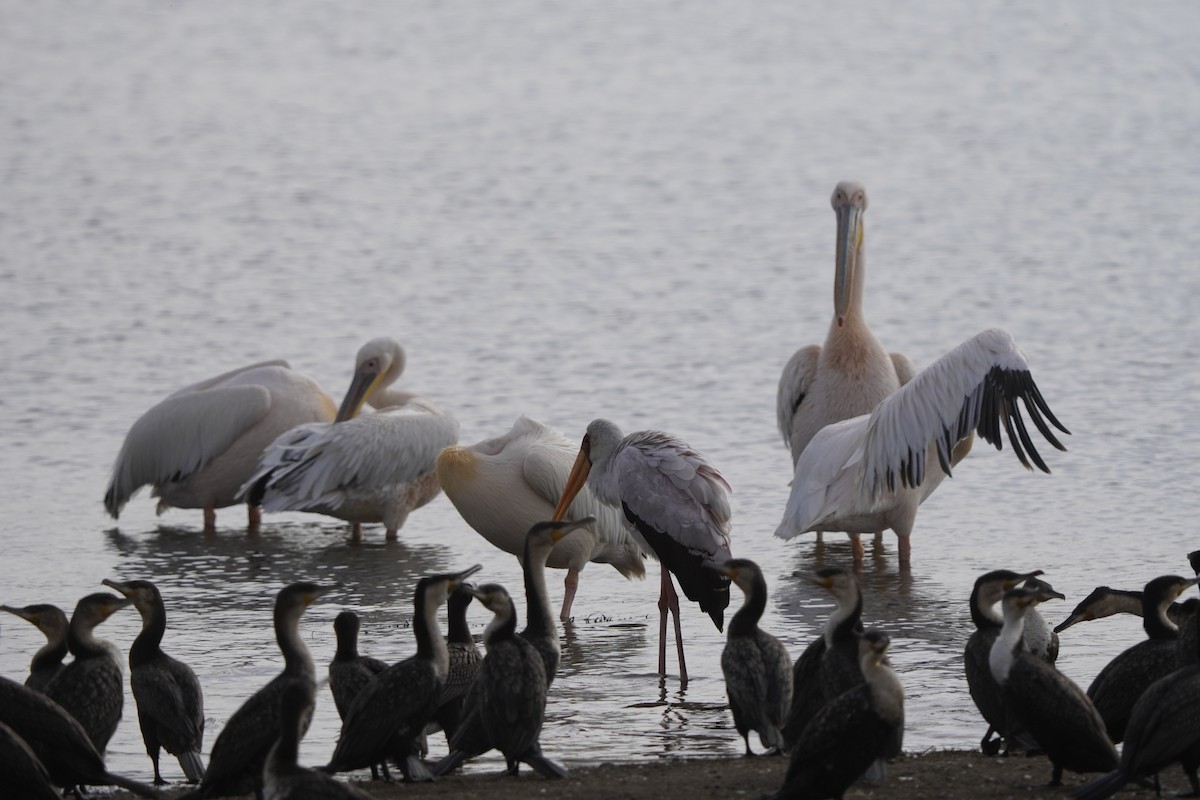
[1,0,1198,783]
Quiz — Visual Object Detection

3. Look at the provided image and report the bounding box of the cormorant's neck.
[333,630,359,662]
[67,619,108,660]
[485,601,519,645]
[276,607,314,679]
[522,539,554,639]
[31,634,68,675]
[969,584,1003,629]
[129,603,167,667]
[825,587,863,647]
[1144,591,1180,639]
[729,573,767,638]
[447,602,472,645]
[414,588,449,678]
[989,609,1027,685]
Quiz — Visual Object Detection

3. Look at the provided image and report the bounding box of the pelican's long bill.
[833,200,864,327]
[334,366,385,423]
[552,445,592,521]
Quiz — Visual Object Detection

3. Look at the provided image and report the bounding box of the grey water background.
[2,0,1198,784]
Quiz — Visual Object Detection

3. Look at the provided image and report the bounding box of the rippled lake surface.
[2,0,1198,784]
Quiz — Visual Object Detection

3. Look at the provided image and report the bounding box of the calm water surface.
[2,0,1198,784]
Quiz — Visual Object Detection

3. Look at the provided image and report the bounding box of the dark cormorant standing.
[44,592,131,754]
[176,581,331,800]
[0,603,69,691]
[962,568,1054,755]
[467,582,566,778]
[989,587,1117,786]
[433,520,588,776]
[263,682,373,799]
[0,720,59,800]
[782,567,862,753]
[716,558,792,756]
[103,578,205,785]
[324,565,481,782]
[327,610,389,780]
[1074,589,1200,800]
[1084,574,1200,743]
[766,629,903,800]
[0,675,160,797]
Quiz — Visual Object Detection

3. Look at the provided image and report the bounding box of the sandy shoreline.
[116,749,1177,800]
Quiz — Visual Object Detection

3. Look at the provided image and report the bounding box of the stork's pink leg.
[657,567,688,684]
[350,523,363,543]
[560,569,580,622]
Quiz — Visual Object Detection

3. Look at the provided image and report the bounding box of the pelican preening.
[242,337,458,541]
[775,327,1069,563]
[105,359,337,530]
[553,418,732,684]
[437,416,645,621]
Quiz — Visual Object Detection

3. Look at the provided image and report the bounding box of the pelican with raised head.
[553,418,732,685]
[437,416,645,621]
[241,337,459,542]
[776,328,1069,564]
[105,358,336,530]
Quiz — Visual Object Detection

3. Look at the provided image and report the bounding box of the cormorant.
[431,584,482,742]
[176,581,331,800]
[44,592,131,754]
[433,520,589,776]
[962,569,1054,755]
[1084,574,1199,743]
[103,578,206,785]
[263,682,373,800]
[989,587,1117,786]
[327,610,389,780]
[324,565,481,782]
[1020,575,1064,663]
[467,582,566,778]
[0,603,69,691]
[0,674,160,797]
[0,720,59,800]
[715,558,792,756]
[782,567,862,753]
[766,629,903,800]
[1074,594,1200,800]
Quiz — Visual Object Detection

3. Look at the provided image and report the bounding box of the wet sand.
[130,749,1176,800]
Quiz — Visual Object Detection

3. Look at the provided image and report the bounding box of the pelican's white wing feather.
[774,416,873,539]
[776,345,821,448]
[859,328,1069,499]
[166,360,290,399]
[612,431,732,558]
[106,385,273,515]
[246,405,460,512]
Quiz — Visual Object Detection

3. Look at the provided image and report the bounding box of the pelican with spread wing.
[776,328,1069,563]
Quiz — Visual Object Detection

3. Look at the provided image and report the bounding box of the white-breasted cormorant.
[716,558,792,756]
[0,603,69,692]
[103,578,205,785]
[43,592,130,755]
[324,566,481,782]
[176,581,331,800]
[1084,574,1200,743]
[466,582,566,778]
[989,587,1117,786]
[767,629,903,799]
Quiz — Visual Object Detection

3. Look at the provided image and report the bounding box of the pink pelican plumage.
[775,328,1070,564]
[553,418,732,684]
[241,337,458,541]
[436,416,645,621]
[104,359,336,530]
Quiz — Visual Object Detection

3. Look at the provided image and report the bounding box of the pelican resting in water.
[775,328,1069,564]
[105,357,336,530]
[241,337,458,541]
[437,415,646,621]
[553,418,732,685]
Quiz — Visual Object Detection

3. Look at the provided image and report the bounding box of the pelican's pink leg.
[247,505,261,530]
[350,523,363,543]
[851,533,865,564]
[385,527,398,542]
[204,506,217,532]
[560,569,580,622]
[898,534,912,565]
